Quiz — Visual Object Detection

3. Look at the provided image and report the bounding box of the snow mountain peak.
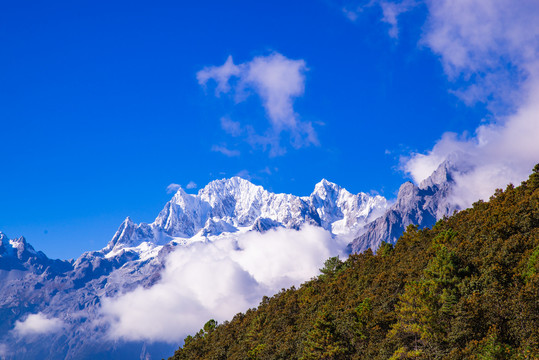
[104,177,391,257]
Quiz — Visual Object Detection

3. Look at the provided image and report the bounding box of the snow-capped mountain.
[104,177,389,260]
[309,179,389,235]
[0,177,390,360]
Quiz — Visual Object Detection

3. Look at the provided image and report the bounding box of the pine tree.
[301,311,348,360]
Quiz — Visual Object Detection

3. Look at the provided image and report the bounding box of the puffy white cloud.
[405,92,539,207]
[13,313,64,336]
[198,53,318,156]
[100,225,343,343]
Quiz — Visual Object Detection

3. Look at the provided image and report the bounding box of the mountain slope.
[169,166,539,360]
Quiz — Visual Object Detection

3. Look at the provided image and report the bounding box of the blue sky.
[2,0,535,259]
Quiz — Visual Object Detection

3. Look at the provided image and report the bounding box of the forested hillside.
[169,166,539,360]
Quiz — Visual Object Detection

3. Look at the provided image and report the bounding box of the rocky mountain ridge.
[350,160,458,253]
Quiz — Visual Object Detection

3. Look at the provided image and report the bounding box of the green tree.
[319,256,343,277]
[301,311,348,360]
[389,241,465,359]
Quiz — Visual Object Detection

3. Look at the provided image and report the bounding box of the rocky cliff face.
[349,161,458,253]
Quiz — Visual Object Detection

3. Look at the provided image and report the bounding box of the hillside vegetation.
[169,166,539,359]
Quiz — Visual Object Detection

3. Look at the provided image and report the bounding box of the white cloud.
[211,144,241,157]
[198,53,318,156]
[235,169,252,180]
[401,0,539,208]
[342,0,416,39]
[421,0,538,106]
[342,7,360,21]
[340,0,539,208]
[220,117,242,137]
[405,94,539,207]
[100,225,344,343]
[380,1,416,39]
[168,182,197,192]
[166,183,181,194]
[13,313,64,337]
[197,55,240,95]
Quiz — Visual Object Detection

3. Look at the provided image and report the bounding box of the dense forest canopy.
[168,166,539,359]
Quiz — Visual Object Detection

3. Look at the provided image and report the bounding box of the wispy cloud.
[197,55,241,95]
[235,169,252,180]
[220,117,242,137]
[100,225,344,343]
[198,53,318,156]
[13,313,64,337]
[0,343,7,358]
[379,0,416,39]
[211,144,241,157]
[186,181,197,190]
[166,183,181,194]
[342,0,417,39]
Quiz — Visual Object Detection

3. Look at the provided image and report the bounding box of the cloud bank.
[100,225,343,343]
[13,313,64,337]
[198,53,318,156]
[402,0,539,208]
